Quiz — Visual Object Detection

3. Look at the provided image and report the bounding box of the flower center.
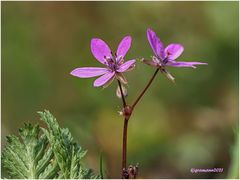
[166,51,172,56]
[104,52,119,72]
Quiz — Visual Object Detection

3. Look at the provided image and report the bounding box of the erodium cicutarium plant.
[70,28,208,179]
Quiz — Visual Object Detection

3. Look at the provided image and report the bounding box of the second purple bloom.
[144,28,207,69]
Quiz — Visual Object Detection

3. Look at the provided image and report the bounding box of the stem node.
[122,106,133,119]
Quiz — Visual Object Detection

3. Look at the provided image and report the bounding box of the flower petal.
[70,67,109,78]
[116,36,132,59]
[93,71,115,87]
[164,44,184,60]
[117,60,136,72]
[91,38,112,64]
[166,61,208,68]
[147,28,165,59]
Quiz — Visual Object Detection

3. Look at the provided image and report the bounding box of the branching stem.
[118,69,160,179]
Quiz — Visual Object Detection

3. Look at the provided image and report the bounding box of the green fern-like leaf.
[2,110,99,179]
[2,123,56,179]
[39,110,99,179]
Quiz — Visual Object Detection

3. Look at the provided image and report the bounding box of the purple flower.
[71,36,136,87]
[143,28,207,72]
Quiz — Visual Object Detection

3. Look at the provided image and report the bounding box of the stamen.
[152,56,160,64]
[118,56,124,64]
[162,58,168,64]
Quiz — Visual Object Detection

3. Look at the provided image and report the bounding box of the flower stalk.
[122,117,129,178]
[117,79,130,178]
[118,68,160,179]
[132,68,159,110]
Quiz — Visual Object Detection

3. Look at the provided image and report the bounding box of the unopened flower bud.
[116,85,128,98]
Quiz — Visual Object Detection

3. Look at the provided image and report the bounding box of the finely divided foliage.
[2,110,99,179]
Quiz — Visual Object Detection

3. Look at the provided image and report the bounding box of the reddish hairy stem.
[118,69,159,178]
[117,80,129,178]
[122,117,129,178]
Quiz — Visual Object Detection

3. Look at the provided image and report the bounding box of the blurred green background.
[1,1,239,179]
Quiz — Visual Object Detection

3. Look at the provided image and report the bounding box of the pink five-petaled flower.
[71,36,136,87]
[143,28,207,81]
